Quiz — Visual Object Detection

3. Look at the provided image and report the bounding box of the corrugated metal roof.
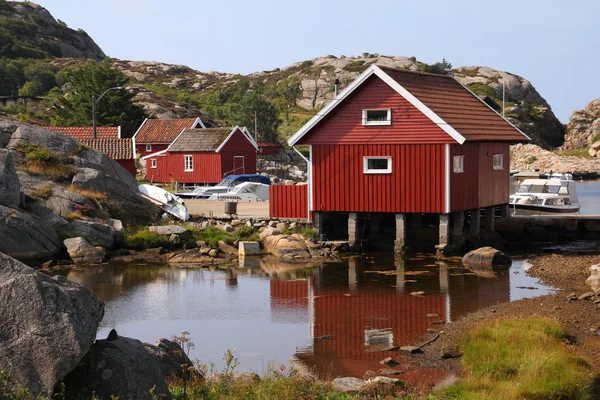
[43,126,120,140]
[379,66,528,142]
[135,118,199,144]
[80,138,134,160]
[168,128,232,152]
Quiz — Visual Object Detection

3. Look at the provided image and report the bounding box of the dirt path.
[416,254,600,377]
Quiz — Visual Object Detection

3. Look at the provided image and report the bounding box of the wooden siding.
[220,128,257,175]
[136,143,168,157]
[449,142,510,211]
[270,185,308,219]
[145,152,222,184]
[297,75,456,146]
[312,144,445,213]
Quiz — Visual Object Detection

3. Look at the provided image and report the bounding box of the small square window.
[363,156,392,174]
[145,144,152,152]
[493,154,504,170]
[362,109,391,126]
[151,159,156,169]
[453,155,464,173]
[184,155,193,172]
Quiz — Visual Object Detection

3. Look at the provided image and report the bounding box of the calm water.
[576,180,600,214]
[55,255,555,382]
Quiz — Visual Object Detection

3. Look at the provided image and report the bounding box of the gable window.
[362,109,391,126]
[493,154,504,170]
[151,159,157,169]
[184,155,193,172]
[146,144,152,152]
[363,156,392,174]
[453,155,464,173]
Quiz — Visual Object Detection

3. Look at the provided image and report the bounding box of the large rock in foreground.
[0,252,105,396]
[586,264,600,292]
[0,205,63,265]
[63,335,190,400]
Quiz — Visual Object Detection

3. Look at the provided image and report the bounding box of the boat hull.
[510,204,580,215]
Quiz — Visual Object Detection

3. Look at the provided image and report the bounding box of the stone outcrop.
[586,264,600,292]
[0,149,20,207]
[0,252,104,396]
[261,234,311,259]
[63,335,189,400]
[0,205,63,265]
[562,98,600,152]
[64,237,104,264]
[511,143,600,176]
[462,247,512,269]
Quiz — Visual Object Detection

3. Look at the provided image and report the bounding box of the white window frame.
[493,154,504,170]
[184,155,193,172]
[363,156,392,174]
[151,159,157,169]
[145,144,152,152]
[362,108,392,126]
[453,155,464,173]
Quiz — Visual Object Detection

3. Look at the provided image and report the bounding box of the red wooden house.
[132,117,205,157]
[279,65,529,253]
[43,126,136,176]
[143,126,258,185]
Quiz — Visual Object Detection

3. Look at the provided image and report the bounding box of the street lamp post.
[92,86,123,138]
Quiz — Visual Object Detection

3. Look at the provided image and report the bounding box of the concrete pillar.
[348,256,358,291]
[499,203,510,218]
[439,214,449,248]
[451,211,465,250]
[395,258,406,292]
[484,206,495,232]
[470,209,481,238]
[394,213,407,256]
[313,212,325,240]
[348,212,359,248]
[371,213,381,234]
[412,213,423,228]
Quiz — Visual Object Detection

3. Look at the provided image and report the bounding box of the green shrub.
[436,318,594,400]
[123,227,170,250]
[191,225,233,246]
[466,83,496,98]
[524,155,537,164]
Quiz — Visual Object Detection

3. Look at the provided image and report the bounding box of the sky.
[32,0,599,123]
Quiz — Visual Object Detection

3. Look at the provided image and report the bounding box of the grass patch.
[15,143,76,181]
[190,226,234,246]
[66,184,107,201]
[466,83,496,98]
[123,226,171,250]
[30,185,52,200]
[555,148,594,158]
[436,318,594,400]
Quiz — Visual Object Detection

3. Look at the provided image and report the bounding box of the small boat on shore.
[208,182,270,202]
[139,184,190,221]
[509,177,580,215]
[176,174,271,199]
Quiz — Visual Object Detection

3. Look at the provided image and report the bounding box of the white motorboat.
[176,174,271,199]
[509,178,579,215]
[139,184,190,221]
[207,182,270,202]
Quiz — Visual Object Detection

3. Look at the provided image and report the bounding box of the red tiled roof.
[43,126,120,140]
[379,67,528,142]
[135,118,199,144]
[80,138,134,160]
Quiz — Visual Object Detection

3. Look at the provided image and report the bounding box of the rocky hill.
[0,1,105,60]
[0,2,565,147]
[562,98,600,153]
[511,143,600,177]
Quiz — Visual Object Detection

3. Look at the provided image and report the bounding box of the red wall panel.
[449,142,509,211]
[116,159,136,177]
[298,75,456,146]
[270,185,308,219]
[145,152,222,184]
[220,129,257,175]
[312,144,445,213]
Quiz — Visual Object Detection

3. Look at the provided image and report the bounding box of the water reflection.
[54,255,555,381]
